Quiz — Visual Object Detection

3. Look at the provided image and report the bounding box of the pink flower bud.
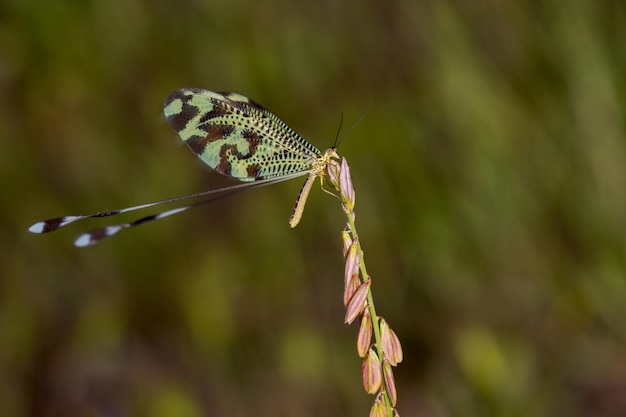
[327,158,340,189]
[357,309,373,357]
[369,396,388,417]
[339,157,355,210]
[344,242,359,289]
[343,272,361,306]
[380,318,403,366]
[362,348,382,394]
[383,360,397,406]
[345,280,370,324]
[342,229,352,257]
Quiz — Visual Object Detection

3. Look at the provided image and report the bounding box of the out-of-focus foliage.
[2,0,625,416]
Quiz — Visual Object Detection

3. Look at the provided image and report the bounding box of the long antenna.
[333,112,344,148]
[334,100,373,149]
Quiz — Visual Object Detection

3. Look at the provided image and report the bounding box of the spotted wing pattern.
[164,88,321,182]
[28,88,339,245]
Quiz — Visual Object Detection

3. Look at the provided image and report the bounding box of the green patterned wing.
[163,88,321,182]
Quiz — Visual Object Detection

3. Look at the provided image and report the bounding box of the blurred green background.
[2,0,626,416]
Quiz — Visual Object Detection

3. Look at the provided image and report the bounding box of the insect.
[29,88,339,247]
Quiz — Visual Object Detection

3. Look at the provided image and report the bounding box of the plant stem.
[345,207,393,414]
